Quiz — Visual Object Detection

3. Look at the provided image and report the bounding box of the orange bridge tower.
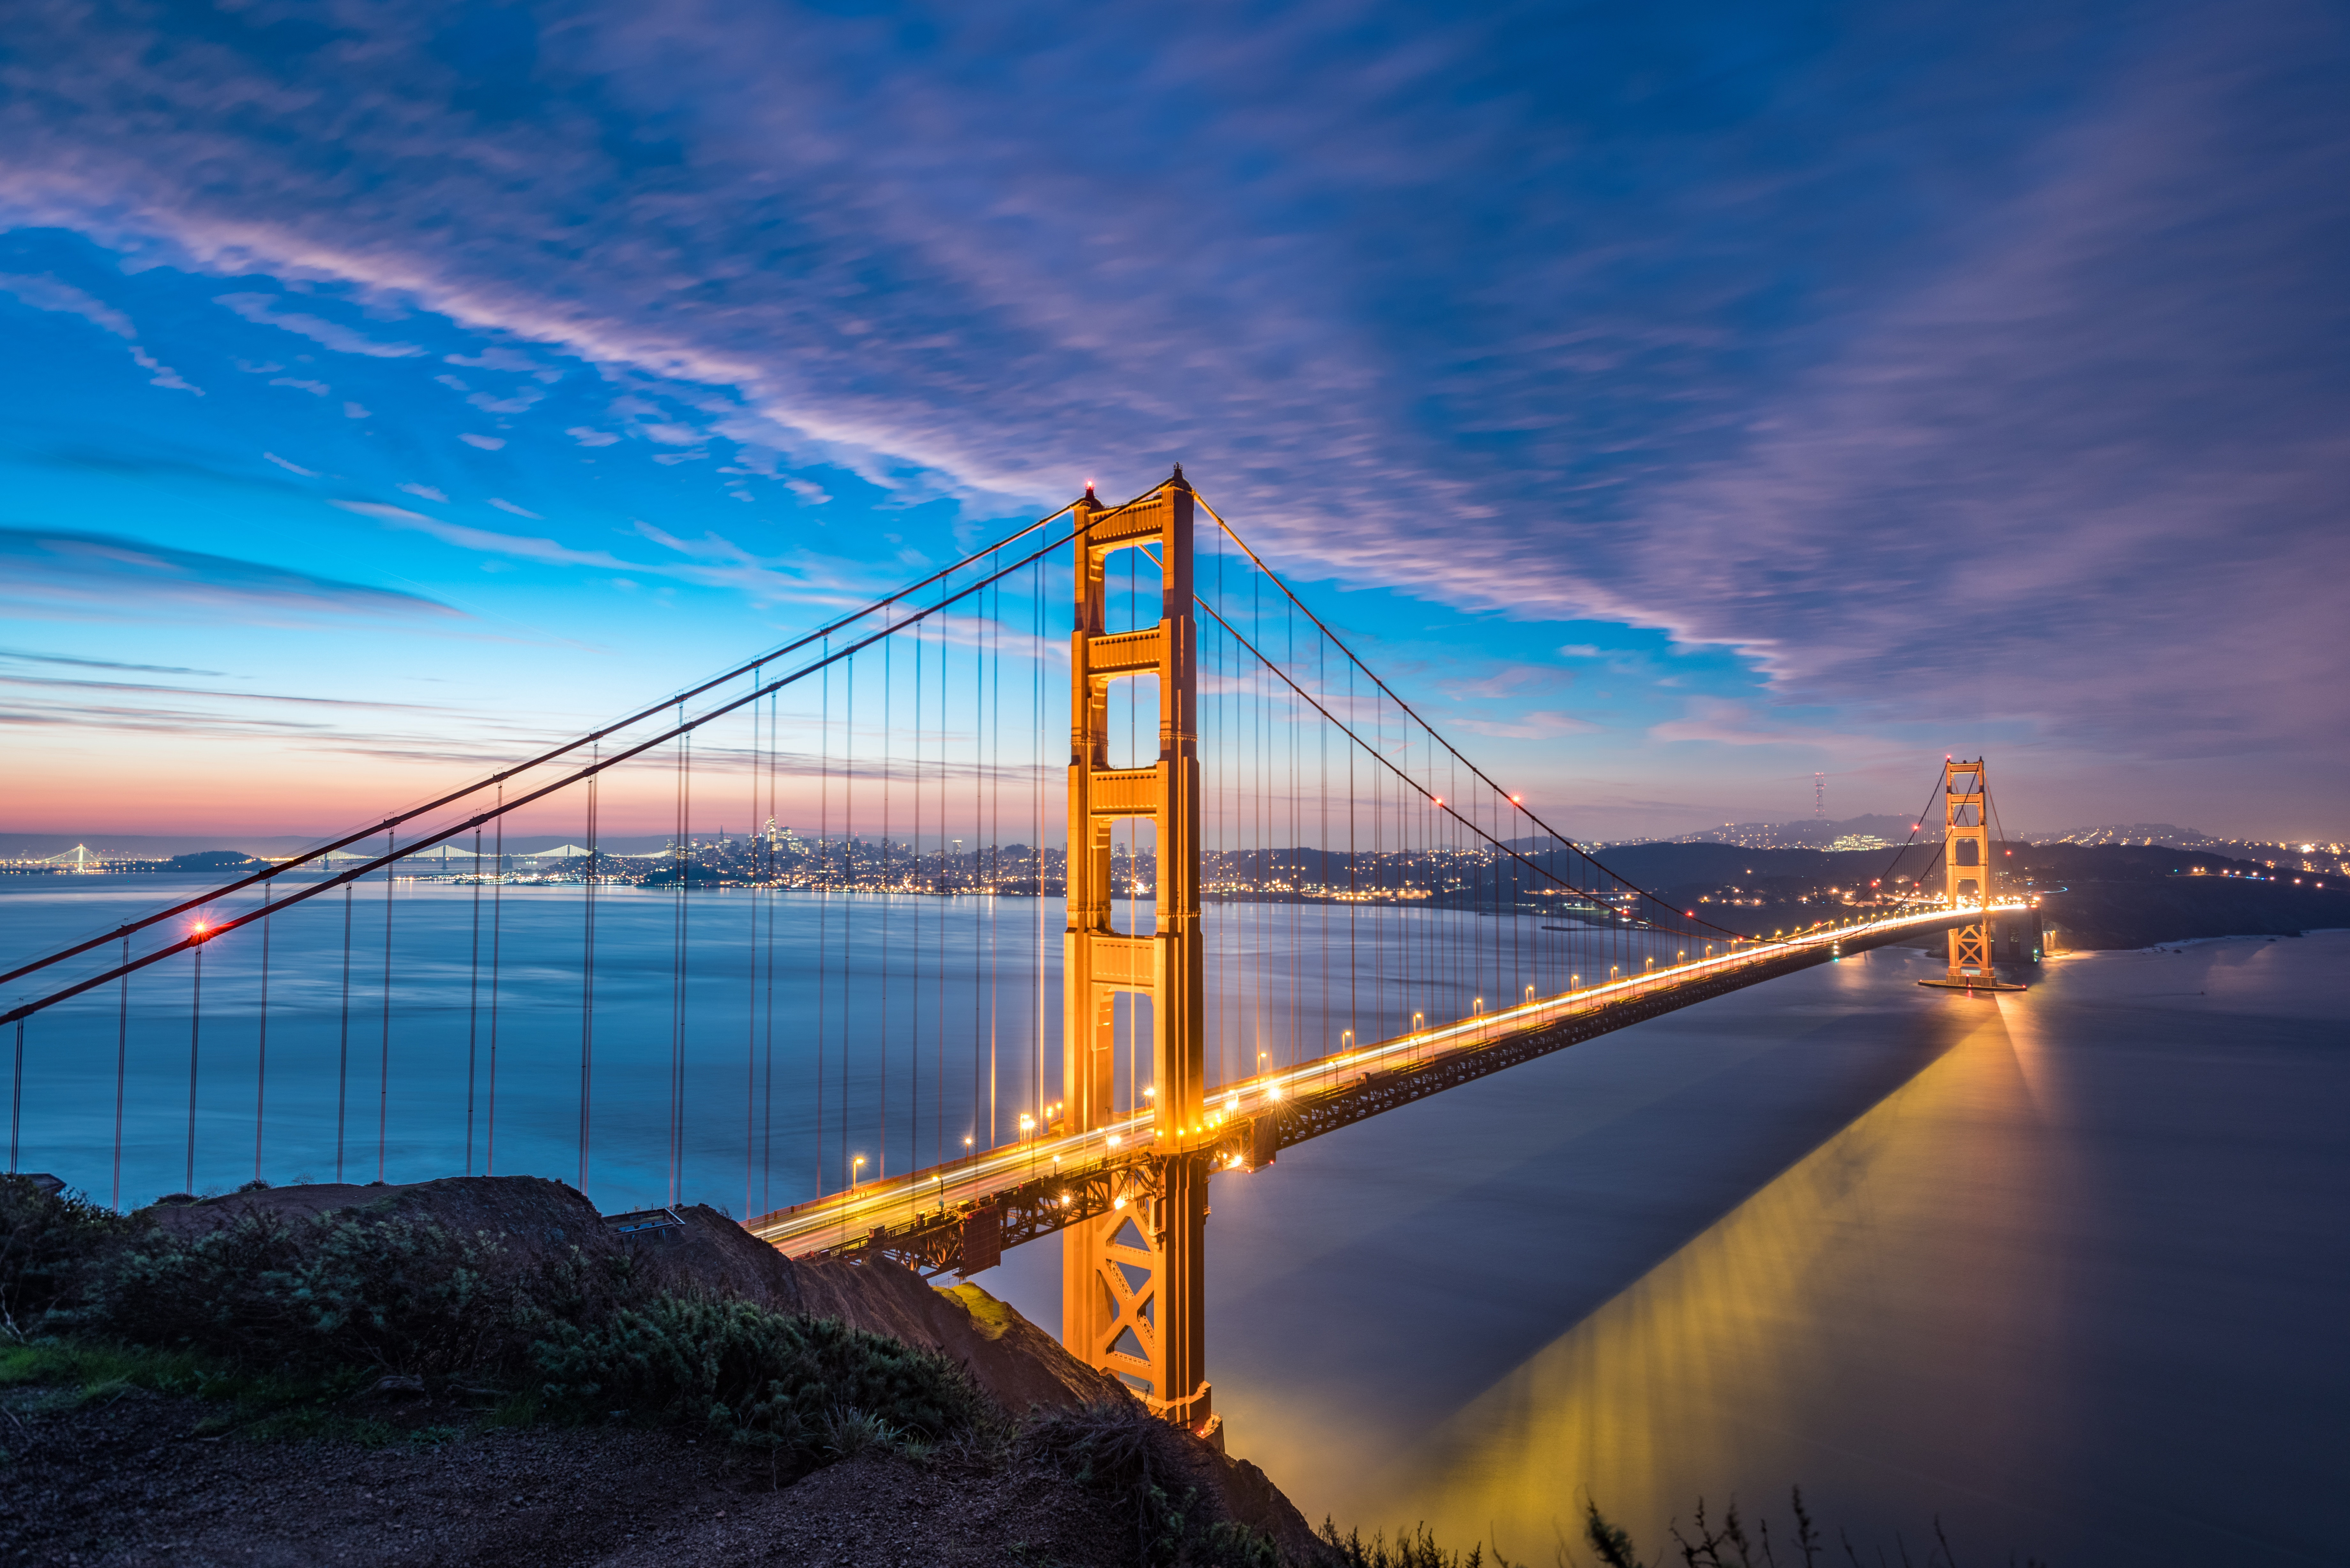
[1059,467,1216,1441]
[1925,757,2027,991]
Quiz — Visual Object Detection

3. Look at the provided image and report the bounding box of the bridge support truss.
[1060,468,1215,1437]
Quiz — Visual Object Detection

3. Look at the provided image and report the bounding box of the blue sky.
[2,0,2343,840]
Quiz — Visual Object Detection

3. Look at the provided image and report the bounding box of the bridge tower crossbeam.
[1060,466,1215,1440]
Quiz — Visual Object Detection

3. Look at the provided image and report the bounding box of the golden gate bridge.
[0,468,2024,1446]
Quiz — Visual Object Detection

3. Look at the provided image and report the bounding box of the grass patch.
[0,1336,453,1447]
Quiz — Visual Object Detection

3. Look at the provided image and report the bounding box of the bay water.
[5,875,2342,1564]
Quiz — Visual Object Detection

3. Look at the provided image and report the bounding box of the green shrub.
[1315,1522,1504,1568]
[532,1293,994,1463]
[0,1174,135,1329]
[1024,1400,1282,1568]
[1320,1490,2045,1568]
[72,1209,535,1376]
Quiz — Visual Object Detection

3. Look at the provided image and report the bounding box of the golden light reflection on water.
[1336,993,2067,1558]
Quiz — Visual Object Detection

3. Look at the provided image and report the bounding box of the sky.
[1,0,2344,843]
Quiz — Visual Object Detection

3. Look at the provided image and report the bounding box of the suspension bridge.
[0,468,2028,1444]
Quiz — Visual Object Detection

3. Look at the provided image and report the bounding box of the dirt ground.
[0,1380,1144,1567]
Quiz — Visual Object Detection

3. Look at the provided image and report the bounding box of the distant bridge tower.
[1931,758,2025,990]
[1061,467,1215,1440]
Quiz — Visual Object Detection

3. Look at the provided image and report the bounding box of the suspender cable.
[4,526,1086,1030]
[0,500,1095,998]
[112,938,128,1211]
[378,832,394,1184]
[487,793,503,1176]
[816,645,830,1196]
[256,880,272,1184]
[763,682,780,1216]
[185,935,202,1196]
[581,760,600,1196]
[8,1019,21,1173]
[465,830,479,1176]
[336,883,352,1182]
[1195,491,1739,945]
[670,720,690,1207]
[880,636,892,1180]
[840,654,855,1192]
[746,667,762,1222]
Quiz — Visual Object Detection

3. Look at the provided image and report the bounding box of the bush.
[1024,1400,1282,1568]
[533,1293,995,1464]
[1320,1489,2045,1568]
[72,1209,542,1376]
[0,1174,134,1330]
[1316,1522,1504,1568]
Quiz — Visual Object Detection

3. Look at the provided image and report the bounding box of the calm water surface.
[994,933,2349,1566]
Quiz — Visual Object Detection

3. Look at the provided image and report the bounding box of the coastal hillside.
[1,1174,1320,1567]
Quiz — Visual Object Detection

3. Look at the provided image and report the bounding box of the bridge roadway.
[744,901,2014,1273]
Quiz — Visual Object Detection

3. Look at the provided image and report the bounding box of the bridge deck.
[745,903,2012,1271]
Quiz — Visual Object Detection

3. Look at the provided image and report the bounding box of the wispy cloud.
[1450,710,1602,740]
[0,270,199,392]
[214,292,422,358]
[0,525,459,624]
[0,648,224,676]
[332,499,633,569]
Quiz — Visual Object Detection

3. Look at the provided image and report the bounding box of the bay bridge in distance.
[0,468,2034,1446]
